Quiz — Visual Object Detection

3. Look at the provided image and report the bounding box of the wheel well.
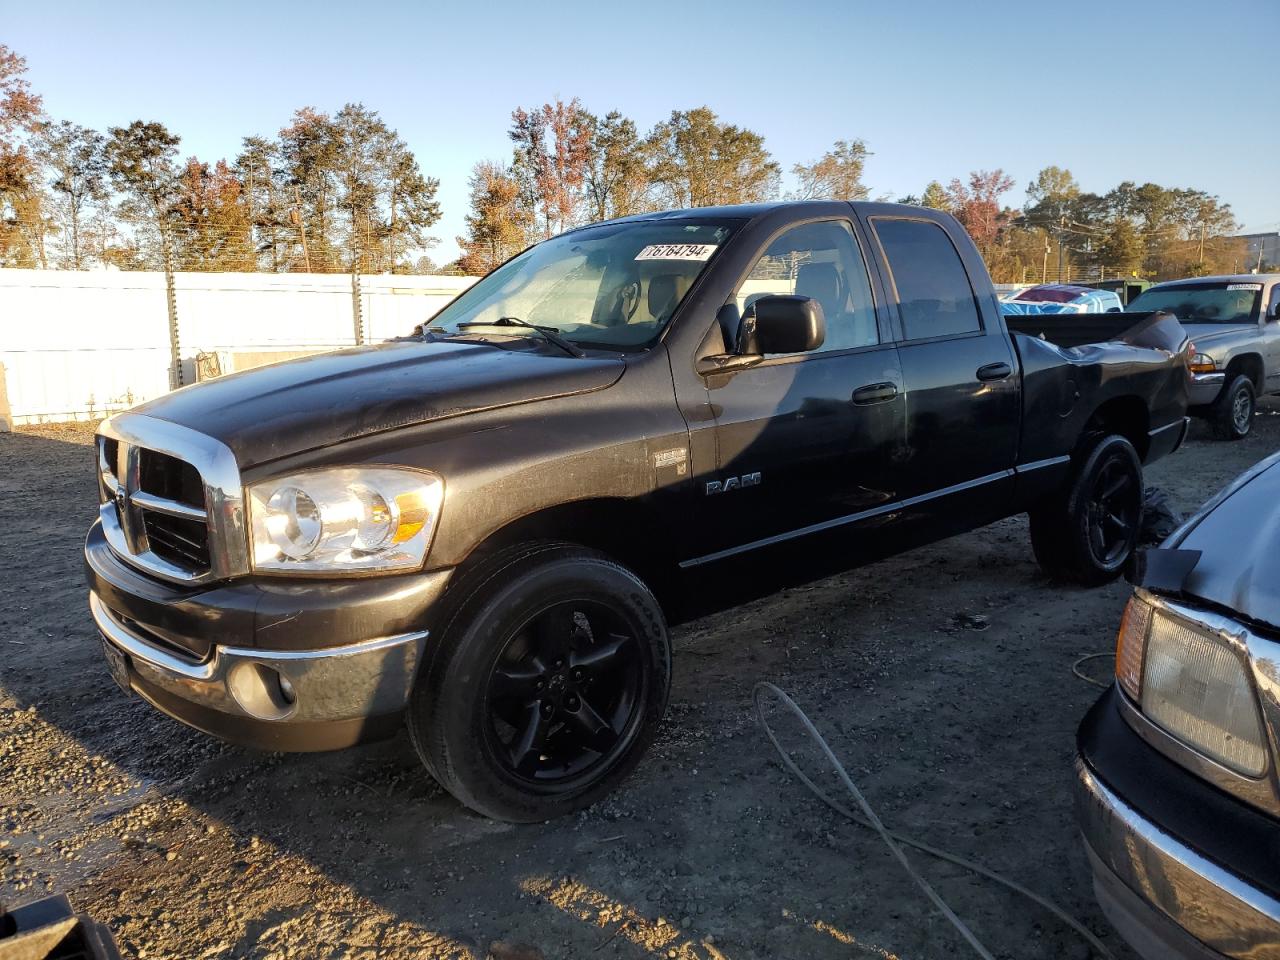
[458,498,677,609]
[1224,354,1263,392]
[1084,396,1149,459]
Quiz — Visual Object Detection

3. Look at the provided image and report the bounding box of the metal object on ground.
[0,894,122,960]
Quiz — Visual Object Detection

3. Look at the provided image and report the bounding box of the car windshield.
[1126,282,1262,324]
[427,219,740,350]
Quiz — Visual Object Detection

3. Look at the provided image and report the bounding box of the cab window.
[874,218,982,340]
[732,221,879,355]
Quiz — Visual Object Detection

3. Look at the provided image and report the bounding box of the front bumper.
[1075,689,1280,959]
[1188,371,1226,408]
[85,519,452,751]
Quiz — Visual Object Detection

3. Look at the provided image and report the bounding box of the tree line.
[0,44,1256,283]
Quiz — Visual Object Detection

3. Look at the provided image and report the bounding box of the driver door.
[686,219,907,563]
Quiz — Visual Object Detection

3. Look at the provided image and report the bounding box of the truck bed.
[1008,309,1189,471]
[1003,310,1174,350]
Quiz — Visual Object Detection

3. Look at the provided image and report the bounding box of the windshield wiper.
[457,316,585,358]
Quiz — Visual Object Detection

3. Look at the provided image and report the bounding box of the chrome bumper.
[1076,759,1280,959]
[90,591,427,725]
[1188,371,1226,407]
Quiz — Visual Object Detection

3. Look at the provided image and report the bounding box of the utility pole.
[350,212,364,345]
[1056,215,1066,284]
[292,186,312,272]
[154,194,183,388]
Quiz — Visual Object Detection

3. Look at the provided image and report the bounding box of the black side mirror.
[1271,301,1280,322]
[736,295,825,355]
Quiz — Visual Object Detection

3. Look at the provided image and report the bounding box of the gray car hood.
[1179,322,1256,348]
[1175,453,1280,633]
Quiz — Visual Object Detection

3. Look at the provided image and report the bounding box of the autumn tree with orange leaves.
[0,44,48,266]
[510,98,593,239]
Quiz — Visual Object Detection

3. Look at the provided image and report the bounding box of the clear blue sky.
[6,0,1278,263]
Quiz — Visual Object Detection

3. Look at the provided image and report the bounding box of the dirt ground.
[3,405,1279,960]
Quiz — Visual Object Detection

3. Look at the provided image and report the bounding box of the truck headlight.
[1187,351,1217,374]
[1115,593,1268,777]
[247,467,443,574]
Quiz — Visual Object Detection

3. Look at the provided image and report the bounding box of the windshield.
[427,219,740,350]
[1127,282,1262,324]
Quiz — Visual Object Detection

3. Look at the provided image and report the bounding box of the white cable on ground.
[752,681,1117,960]
[1071,653,1115,689]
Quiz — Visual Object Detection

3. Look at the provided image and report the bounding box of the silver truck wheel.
[1211,375,1255,441]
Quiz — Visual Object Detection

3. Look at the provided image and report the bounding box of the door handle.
[852,382,899,405]
[976,362,1013,382]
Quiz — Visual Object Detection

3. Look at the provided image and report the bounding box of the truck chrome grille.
[96,413,249,585]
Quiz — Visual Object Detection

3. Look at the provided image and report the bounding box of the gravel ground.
[2,405,1279,960]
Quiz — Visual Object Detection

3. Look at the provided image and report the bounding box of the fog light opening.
[226,661,298,721]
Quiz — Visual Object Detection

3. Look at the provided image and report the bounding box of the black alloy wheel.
[1029,433,1144,585]
[1083,457,1141,567]
[406,541,671,822]
[484,599,643,783]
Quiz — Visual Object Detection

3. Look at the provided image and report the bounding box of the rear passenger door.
[867,216,1020,518]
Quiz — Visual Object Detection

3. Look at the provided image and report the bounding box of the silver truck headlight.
[1118,594,1268,777]
[247,467,443,574]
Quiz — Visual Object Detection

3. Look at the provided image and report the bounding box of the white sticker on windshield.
[635,243,717,261]
[1228,283,1263,290]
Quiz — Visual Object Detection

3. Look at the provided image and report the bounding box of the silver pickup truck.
[1127,275,1280,440]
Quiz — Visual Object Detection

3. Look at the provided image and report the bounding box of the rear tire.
[407,541,671,822]
[1211,374,1255,441]
[1029,434,1144,586]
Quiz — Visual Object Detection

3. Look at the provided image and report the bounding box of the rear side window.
[874,219,982,340]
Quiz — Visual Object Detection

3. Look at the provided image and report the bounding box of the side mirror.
[736,295,825,355]
[1271,302,1280,323]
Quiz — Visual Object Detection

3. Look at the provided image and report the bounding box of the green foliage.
[920,180,950,212]
[457,160,529,276]
[645,107,779,208]
[0,40,1258,281]
[38,120,107,269]
[582,110,650,222]
[789,139,870,201]
[104,119,181,269]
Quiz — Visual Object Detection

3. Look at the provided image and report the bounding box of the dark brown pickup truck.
[86,201,1190,820]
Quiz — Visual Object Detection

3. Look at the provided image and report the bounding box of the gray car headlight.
[247,467,443,574]
[1119,594,1269,778]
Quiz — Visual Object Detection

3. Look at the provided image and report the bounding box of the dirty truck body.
[85,201,1190,820]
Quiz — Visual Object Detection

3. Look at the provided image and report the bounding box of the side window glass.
[733,221,878,355]
[874,219,982,341]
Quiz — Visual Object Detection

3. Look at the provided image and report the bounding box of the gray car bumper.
[91,590,428,750]
[1076,759,1280,959]
[1188,371,1226,407]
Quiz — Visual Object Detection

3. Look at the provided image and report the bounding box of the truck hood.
[133,340,625,468]
[1177,453,1280,633]
[1179,322,1256,349]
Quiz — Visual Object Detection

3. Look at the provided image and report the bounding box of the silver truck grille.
[96,413,250,584]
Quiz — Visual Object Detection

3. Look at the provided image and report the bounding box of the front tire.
[1211,374,1255,441]
[1029,435,1144,586]
[407,542,671,822]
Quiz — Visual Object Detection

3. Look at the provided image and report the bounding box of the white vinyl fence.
[0,270,475,426]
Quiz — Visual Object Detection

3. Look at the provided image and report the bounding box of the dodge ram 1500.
[85,201,1191,820]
